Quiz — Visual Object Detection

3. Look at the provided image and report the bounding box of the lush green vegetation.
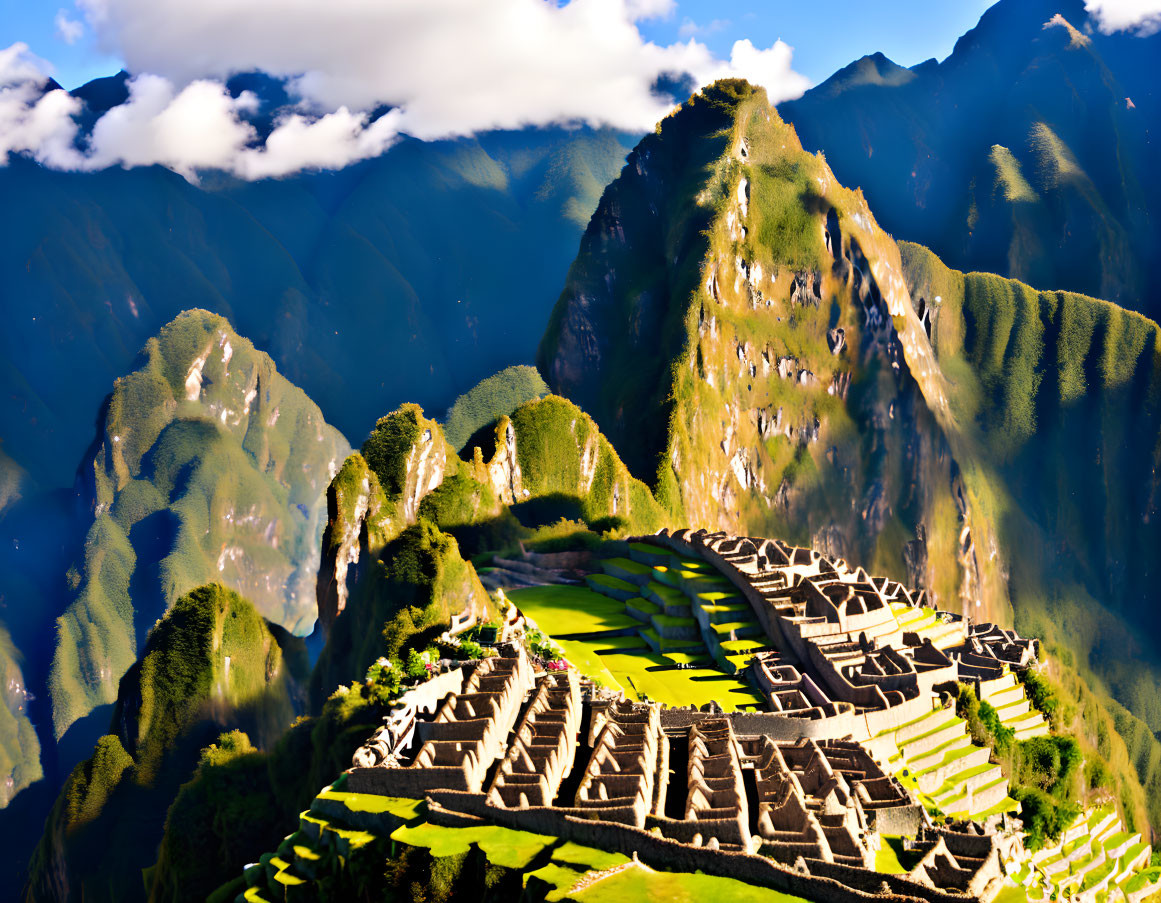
[442,365,548,452]
[0,624,41,808]
[27,583,307,903]
[902,240,1161,832]
[149,688,388,903]
[47,310,349,745]
[510,395,667,534]
[362,405,429,501]
[955,683,1083,848]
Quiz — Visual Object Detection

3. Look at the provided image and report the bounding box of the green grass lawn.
[529,862,589,902]
[390,821,554,869]
[601,557,653,577]
[508,585,641,634]
[569,862,814,902]
[512,582,765,711]
[599,652,764,711]
[315,790,423,819]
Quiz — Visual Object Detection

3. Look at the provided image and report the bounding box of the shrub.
[442,366,548,453]
[1020,668,1060,723]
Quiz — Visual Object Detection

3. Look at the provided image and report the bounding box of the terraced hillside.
[1006,807,1161,903]
[229,782,816,903]
[506,545,767,711]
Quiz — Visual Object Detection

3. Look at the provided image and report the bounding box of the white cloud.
[719,39,811,105]
[55,10,85,45]
[1085,0,1161,34]
[236,107,404,179]
[74,0,808,134]
[1,0,812,180]
[0,44,83,168]
[678,17,730,39]
[85,75,258,179]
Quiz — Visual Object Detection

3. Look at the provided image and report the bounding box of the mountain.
[540,80,1161,828]
[312,393,664,702]
[898,240,1161,746]
[541,79,997,618]
[0,626,40,808]
[25,583,307,903]
[49,309,347,747]
[14,74,1161,899]
[0,116,636,495]
[779,0,1161,320]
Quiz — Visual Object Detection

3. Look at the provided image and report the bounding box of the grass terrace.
[506,545,769,711]
[877,705,1019,821]
[229,783,813,902]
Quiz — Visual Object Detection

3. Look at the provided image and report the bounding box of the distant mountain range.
[1,89,635,494]
[781,0,1161,320]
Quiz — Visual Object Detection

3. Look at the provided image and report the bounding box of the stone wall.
[424,794,982,903]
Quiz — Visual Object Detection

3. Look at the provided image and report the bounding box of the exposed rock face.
[540,81,1005,623]
[488,419,525,505]
[401,428,447,523]
[315,456,389,632]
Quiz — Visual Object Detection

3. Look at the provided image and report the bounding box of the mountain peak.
[809,51,915,98]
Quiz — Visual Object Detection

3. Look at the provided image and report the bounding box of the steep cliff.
[27,583,307,903]
[540,80,1004,623]
[48,310,348,744]
[0,626,41,808]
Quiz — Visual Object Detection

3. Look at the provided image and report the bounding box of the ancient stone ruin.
[344,529,1150,903]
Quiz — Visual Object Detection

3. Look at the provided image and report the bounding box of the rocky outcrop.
[488,418,525,505]
[315,455,391,632]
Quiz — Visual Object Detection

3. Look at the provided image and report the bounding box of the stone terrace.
[336,529,1112,903]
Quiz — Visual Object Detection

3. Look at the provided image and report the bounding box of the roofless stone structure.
[341,529,1132,903]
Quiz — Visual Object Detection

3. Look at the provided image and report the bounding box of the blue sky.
[3,0,995,91]
[636,1,995,84]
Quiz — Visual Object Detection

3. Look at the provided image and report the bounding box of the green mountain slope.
[779,0,1161,319]
[49,310,348,745]
[0,626,41,808]
[899,241,1161,808]
[26,583,307,903]
[0,127,635,494]
[539,80,1161,829]
[541,80,999,619]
